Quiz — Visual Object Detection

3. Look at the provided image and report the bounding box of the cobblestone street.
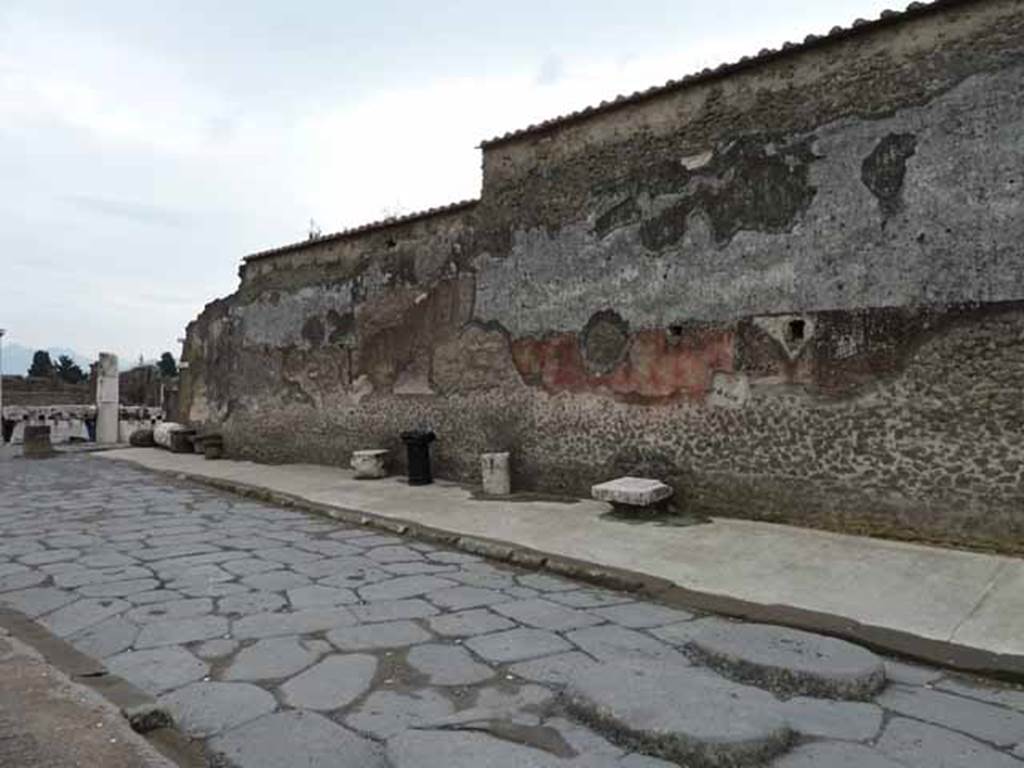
[2,453,1023,767]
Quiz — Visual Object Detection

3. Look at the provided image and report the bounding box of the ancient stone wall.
[182,0,1024,552]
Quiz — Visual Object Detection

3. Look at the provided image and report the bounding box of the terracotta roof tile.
[243,199,478,263]
[478,0,969,149]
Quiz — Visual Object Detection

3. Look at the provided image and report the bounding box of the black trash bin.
[400,430,436,485]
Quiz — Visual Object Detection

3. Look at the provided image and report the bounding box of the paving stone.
[0,569,48,592]
[286,584,358,608]
[45,533,101,548]
[345,689,455,738]
[126,589,185,605]
[327,620,433,650]
[54,565,152,588]
[591,602,694,629]
[935,677,1024,711]
[426,585,512,610]
[126,598,213,623]
[508,651,602,686]
[0,586,76,617]
[295,539,363,557]
[106,646,209,695]
[350,599,439,623]
[210,710,386,768]
[406,643,495,686]
[546,716,625,760]
[222,557,284,576]
[517,573,576,592]
[280,653,378,710]
[218,591,287,615]
[40,597,131,637]
[253,546,322,565]
[358,575,456,601]
[18,548,80,566]
[547,588,633,609]
[780,697,883,741]
[232,608,356,639]
[195,639,239,659]
[503,586,541,599]
[69,616,139,658]
[355,534,405,547]
[492,598,604,631]
[241,570,312,591]
[884,660,945,686]
[566,624,689,665]
[160,681,277,737]
[79,552,138,568]
[179,581,250,598]
[680,618,886,699]
[771,742,906,767]
[381,561,457,576]
[311,560,395,585]
[877,684,1024,746]
[224,636,323,681]
[78,578,160,597]
[427,608,516,637]
[220,536,283,551]
[365,545,424,563]
[876,716,1021,767]
[135,616,229,648]
[465,628,573,663]
[387,730,564,767]
[136,544,220,561]
[566,660,790,767]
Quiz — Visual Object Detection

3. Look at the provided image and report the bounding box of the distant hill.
[1,344,91,376]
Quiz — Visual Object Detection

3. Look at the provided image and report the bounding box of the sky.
[0,0,897,368]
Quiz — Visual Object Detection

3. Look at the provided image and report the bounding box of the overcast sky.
[1,0,895,365]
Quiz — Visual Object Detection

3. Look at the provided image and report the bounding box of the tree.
[56,355,86,384]
[27,350,54,378]
[157,352,178,378]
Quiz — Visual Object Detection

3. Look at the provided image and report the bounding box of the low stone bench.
[591,476,673,515]
[352,449,388,479]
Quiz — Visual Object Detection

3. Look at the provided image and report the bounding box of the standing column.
[96,352,119,444]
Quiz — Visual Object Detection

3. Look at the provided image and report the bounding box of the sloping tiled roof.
[479,0,970,148]
[243,199,478,263]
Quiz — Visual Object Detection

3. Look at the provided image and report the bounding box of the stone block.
[480,452,511,495]
[682,618,886,700]
[22,425,54,458]
[352,449,388,479]
[565,660,790,767]
[591,477,673,508]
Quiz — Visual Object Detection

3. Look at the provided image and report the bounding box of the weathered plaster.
[180,0,1024,552]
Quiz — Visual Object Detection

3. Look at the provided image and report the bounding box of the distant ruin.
[181,0,1024,552]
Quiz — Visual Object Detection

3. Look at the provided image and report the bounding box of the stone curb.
[105,459,1024,684]
[0,607,206,768]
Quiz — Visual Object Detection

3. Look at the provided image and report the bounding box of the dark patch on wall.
[861,132,918,217]
[594,197,641,239]
[327,310,355,344]
[638,136,819,251]
[301,316,325,347]
[581,310,630,373]
[382,251,418,287]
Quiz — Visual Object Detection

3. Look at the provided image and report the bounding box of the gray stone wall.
[182,0,1024,552]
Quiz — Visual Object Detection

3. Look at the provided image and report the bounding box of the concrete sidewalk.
[96,448,1023,676]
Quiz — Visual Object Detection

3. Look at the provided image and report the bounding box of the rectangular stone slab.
[591,477,673,507]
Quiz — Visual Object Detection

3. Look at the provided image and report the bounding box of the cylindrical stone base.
[481,452,511,496]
